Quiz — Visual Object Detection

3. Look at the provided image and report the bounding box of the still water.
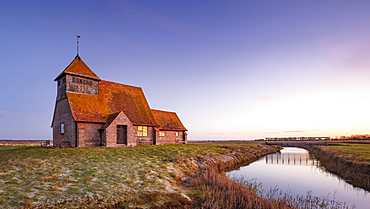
[227,147,370,209]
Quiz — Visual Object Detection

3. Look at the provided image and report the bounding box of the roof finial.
[76,35,81,56]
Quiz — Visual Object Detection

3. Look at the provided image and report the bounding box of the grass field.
[325,143,370,162]
[0,141,267,208]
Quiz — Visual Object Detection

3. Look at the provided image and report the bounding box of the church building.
[51,55,187,147]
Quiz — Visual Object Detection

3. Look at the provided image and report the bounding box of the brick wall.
[104,113,156,147]
[155,131,187,145]
[76,123,102,147]
[135,126,155,146]
[104,112,137,147]
[52,98,76,147]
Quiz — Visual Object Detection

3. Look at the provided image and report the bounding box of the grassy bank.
[305,143,370,191]
[0,142,282,208]
[170,144,289,209]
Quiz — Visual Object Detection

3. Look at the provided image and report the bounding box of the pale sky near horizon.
[1,0,370,140]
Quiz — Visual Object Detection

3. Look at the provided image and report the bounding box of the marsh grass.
[0,142,267,208]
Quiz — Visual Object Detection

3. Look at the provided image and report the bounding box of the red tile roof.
[55,55,100,81]
[67,80,158,126]
[59,55,186,131]
[152,109,187,131]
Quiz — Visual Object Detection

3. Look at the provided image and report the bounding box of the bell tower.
[54,55,101,101]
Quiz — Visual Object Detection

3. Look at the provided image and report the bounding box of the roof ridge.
[151,109,176,113]
[100,80,142,89]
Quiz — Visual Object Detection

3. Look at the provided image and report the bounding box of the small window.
[159,132,165,136]
[176,132,179,137]
[137,126,148,136]
[60,123,65,135]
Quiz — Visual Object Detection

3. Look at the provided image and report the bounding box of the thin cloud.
[0,110,30,118]
[346,46,370,73]
[318,37,370,73]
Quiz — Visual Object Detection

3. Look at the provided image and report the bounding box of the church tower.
[54,55,101,102]
[52,55,101,147]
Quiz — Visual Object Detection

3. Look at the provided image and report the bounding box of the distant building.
[51,55,187,147]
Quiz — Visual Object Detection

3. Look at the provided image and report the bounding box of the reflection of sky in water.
[227,147,370,209]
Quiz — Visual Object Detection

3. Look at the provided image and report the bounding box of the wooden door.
[117,125,127,144]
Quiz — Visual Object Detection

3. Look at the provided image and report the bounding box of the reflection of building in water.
[265,152,319,166]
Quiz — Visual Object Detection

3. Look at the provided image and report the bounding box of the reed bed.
[181,168,293,209]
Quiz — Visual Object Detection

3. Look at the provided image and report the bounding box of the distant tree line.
[333,134,370,140]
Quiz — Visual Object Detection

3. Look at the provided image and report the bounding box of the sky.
[1,0,370,140]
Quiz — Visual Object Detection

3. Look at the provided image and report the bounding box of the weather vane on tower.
[76,35,81,56]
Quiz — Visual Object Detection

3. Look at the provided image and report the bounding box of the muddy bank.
[155,145,293,209]
[305,146,370,191]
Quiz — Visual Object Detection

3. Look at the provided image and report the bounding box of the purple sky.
[2,0,370,140]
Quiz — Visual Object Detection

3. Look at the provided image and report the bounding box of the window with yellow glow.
[175,132,179,136]
[137,126,148,136]
[159,132,165,136]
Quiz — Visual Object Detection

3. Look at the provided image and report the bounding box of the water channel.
[227,147,370,209]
